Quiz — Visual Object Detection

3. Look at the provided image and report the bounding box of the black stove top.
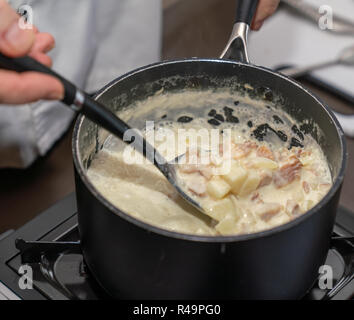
[0,193,353,300]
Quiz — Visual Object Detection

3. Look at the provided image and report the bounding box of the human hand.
[0,0,63,104]
[252,0,280,30]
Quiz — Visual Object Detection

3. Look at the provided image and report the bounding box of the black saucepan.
[72,0,347,299]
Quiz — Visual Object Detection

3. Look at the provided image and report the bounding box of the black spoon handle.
[0,53,132,140]
[235,0,259,25]
[0,53,170,171]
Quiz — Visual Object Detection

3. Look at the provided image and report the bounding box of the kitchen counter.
[0,0,353,233]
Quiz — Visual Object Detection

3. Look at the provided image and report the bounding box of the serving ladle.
[0,53,206,215]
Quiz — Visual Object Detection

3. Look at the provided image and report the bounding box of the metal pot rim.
[72,58,348,243]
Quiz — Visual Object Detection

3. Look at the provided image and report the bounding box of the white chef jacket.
[0,0,161,168]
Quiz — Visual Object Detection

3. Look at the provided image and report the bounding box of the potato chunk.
[215,215,239,235]
[304,200,315,211]
[238,171,261,196]
[247,157,278,170]
[204,198,235,222]
[206,177,231,199]
[222,163,248,195]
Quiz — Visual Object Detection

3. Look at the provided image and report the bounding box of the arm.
[0,0,63,104]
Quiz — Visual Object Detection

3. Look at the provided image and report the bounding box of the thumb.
[0,0,35,57]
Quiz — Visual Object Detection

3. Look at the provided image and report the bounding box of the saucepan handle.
[235,0,259,24]
[220,0,259,63]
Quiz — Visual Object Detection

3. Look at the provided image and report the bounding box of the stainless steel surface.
[0,282,21,300]
[333,112,354,138]
[282,0,354,35]
[0,229,14,242]
[72,90,85,112]
[280,45,354,78]
[220,22,250,62]
[281,60,337,78]
[279,44,354,138]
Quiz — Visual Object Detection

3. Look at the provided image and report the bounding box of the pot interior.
[74,59,346,222]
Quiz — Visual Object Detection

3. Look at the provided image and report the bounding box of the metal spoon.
[280,45,354,78]
[0,53,207,216]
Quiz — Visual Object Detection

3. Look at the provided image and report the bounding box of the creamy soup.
[87,89,332,236]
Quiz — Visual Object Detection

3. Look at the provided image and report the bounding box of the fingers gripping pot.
[72,0,347,299]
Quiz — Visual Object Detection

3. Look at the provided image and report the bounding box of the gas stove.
[0,193,353,300]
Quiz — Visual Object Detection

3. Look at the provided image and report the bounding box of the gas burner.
[0,193,353,300]
[40,251,109,300]
[304,237,354,300]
